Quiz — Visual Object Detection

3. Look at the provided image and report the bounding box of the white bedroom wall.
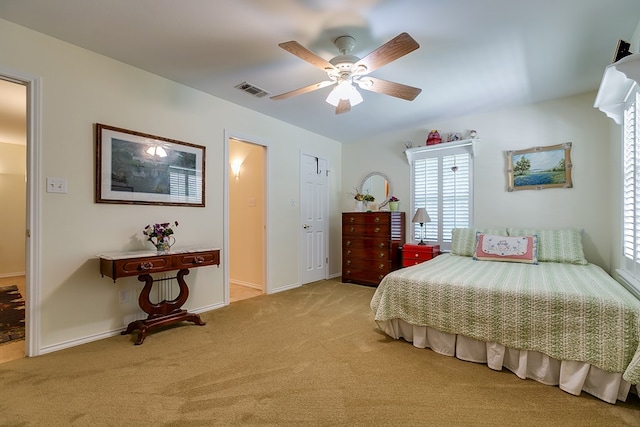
[343,91,612,270]
[0,18,342,352]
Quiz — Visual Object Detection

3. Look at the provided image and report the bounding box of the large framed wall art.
[507,142,573,192]
[96,124,205,206]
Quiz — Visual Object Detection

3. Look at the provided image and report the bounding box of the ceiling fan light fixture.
[326,81,362,107]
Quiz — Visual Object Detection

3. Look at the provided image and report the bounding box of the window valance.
[594,53,640,124]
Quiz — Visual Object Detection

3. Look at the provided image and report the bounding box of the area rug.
[0,285,25,344]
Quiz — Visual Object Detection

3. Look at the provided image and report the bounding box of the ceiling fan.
[270,32,422,114]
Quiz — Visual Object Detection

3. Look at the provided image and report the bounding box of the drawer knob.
[378,243,385,248]
[346,240,351,246]
[350,227,355,232]
[139,261,153,271]
[379,253,386,258]
[346,260,351,265]
[346,250,351,255]
[374,217,380,223]
[349,217,355,223]
[374,227,380,233]
[194,256,205,264]
[414,253,419,258]
[378,264,385,270]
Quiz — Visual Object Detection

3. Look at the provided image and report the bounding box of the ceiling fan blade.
[278,41,335,71]
[354,32,419,74]
[335,98,351,114]
[270,81,335,100]
[357,77,422,101]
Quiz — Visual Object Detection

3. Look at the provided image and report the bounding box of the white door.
[300,153,328,284]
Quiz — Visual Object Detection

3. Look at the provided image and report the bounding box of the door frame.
[0,66,42,356]
[223,129,269,302]
[299,151,329,284]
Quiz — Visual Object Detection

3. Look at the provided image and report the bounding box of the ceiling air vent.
[235,82,270,98]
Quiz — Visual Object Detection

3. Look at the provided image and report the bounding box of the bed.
[370,228,640,404]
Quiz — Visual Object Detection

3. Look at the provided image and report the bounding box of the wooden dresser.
[342,212,405,286]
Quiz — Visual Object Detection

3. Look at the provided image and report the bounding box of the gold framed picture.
[507,142,573,192]
[96,124,205,206]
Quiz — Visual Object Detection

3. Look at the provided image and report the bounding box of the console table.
[99,247,220,345]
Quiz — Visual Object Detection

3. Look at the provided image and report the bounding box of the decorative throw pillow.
[506,228,587,265]
[451,228,507,257]
[473,233,538,264]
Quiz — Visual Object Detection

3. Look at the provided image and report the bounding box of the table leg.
[121,268,206,344]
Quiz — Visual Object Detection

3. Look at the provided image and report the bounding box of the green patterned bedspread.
[370,254,640,384]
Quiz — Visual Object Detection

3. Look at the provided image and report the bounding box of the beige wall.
[343,92,613,271]
[229,139,264,289]
[0,142,26,276]
[0,18,342,352]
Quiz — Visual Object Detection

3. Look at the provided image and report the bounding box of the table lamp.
[412,208,431,245]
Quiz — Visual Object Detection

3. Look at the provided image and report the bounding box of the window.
[620,85,640,287]
[408,141,474,250]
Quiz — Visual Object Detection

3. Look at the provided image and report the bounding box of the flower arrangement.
[143,221,178,245]
[351,187,375,202]
[389,196,399,202]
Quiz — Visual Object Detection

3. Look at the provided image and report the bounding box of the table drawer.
[173,251,220,269]
[103,256,172,278]
[402,254,436,267]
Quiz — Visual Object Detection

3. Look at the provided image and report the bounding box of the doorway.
[0,78,27,363]
[227,136,266,302]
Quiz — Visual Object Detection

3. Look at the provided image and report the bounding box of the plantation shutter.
[409,141,474,250]
[621,88,640,283]
[169,166,201,202]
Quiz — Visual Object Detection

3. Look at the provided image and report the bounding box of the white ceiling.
[1,0,639,143]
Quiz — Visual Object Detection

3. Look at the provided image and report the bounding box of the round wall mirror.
[361,172,392,208]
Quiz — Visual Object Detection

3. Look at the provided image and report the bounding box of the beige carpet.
[0,278,639,426]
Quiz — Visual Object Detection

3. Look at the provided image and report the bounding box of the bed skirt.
[377,318,638,404]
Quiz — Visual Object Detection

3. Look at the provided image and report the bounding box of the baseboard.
[230,279,262,290]
[39,329,123,355]
[38,302,226,355]
[0,272,25,279]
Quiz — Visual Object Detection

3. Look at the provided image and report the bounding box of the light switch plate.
[46,177,67,193]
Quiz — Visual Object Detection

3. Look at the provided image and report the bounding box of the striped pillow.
[451,228,507,257]
[506,228,587,265]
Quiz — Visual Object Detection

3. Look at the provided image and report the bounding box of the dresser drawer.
[343,238,390,250]
[342,266,390,286]
[343,247,391,260]
[342,223,391,237]
[102,256,172,279]
[343,213,391,226]
[343,258,391,271]
[173,251,220,269]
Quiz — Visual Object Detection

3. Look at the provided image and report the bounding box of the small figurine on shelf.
[469,129,478,139]
[426,130,442,145]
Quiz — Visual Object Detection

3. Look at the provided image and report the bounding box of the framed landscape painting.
[96,124,205,206]
[507,142,573,192]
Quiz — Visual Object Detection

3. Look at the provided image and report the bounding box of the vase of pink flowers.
[143,221,178,254]
[388,196,400,211]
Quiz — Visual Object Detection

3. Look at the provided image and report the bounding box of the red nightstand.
[402,244,440,267]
